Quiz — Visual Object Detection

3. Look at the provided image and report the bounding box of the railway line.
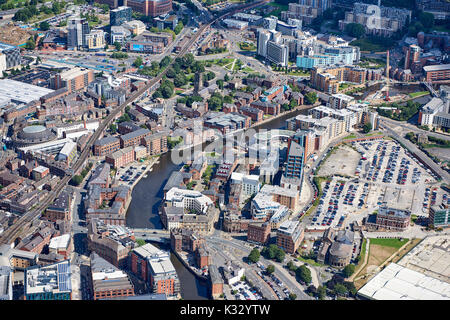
[0,0,270,245]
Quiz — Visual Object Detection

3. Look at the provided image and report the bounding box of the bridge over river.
[131,228,170,243]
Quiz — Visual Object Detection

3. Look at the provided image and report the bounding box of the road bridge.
[0,0,271,246]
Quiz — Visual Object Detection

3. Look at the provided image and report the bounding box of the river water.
[125,82,429,299]
[125,107,311,299]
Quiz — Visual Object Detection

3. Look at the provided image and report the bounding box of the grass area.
[297,256,324,267]
[354,238,409,289]
[365,131,383,136]
[433,25,450,33]
[344,133,357,139]
[288,69,310,76]
[358,58,386,69]
[350,37,395,52]
[356,238,367,271]
[369,238,409,249]
[264,3,288,18]
[409,91,429,98]
[241,66,254,73]
[207,58,234,67]
[238,42,256,51]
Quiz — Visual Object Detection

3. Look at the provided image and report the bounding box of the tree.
[133,57,143,68]
[418,11,434,29]
[333,283,348,296]
[289,293,297,300]
[345,23,365,38]
[248,248,260,263]
[25,38,35,50]
[113,41,122,51]
[224,73,230,82]
[296,265,312,284]
[109,124,117,134]
[39,21,50,31]
[174,21,183,35]
[342,264,356,278]
[304,92,317,105]
[266,264,275,274]
[363,122,372,133]
[217,79,224,90]
[317,285,327,300]
[286,261,297,271]
[174,73,187,87]
[71,175,83,186]
[275,249,285,263]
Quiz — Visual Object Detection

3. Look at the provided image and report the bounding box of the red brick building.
[105,146,135,168]
[93,136,121,156]
[247,222,271,245]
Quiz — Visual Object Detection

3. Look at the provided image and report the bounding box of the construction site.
[0,23,33,46]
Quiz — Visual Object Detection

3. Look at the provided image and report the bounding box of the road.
[0,0,272,245]
[207,234,312,300]
[380,117,450,142]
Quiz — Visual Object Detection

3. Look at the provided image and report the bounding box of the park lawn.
[297,256,323,267]
[288,70,310,76]
[344,133,357,139]
[369,238,409,249]
[241,66,254,73]
[350,38,395,52]
[264,3,288,18]
[409,91,429,98]
[239,42,256,51]
[354,238,409,289]
[365,131,383,136]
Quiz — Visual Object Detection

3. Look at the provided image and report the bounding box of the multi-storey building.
[87,219,135,269]
[110,6,132,26]
[120,128,151,148]
[105,146,135,169]
[310,65,367,94]
[276,220,304,254]
[247,222,271,245]
[93,136,121,156]
[429,206,449,228]
[281,0,332,24]
[124,0,172,17]
[142,131,168,155]
[369,207,411,231]
[91,252,135,300]
[208,264,223,299]
[130,243,180,296]
[50,67,94,93]
[86,30,106,51]
[67,17,90,49]
[24,260,72,300]
[423,64,450,82]
[165,187,213,215]
[339,2,412,37]
[43,189,71,222]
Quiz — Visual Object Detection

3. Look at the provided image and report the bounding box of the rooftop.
[358,262,450,300]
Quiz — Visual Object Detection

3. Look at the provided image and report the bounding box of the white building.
[230,172,261,196]
[165,187,213,214]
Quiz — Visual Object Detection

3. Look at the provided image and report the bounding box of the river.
[125,82,434,299]
[125,107,311,299]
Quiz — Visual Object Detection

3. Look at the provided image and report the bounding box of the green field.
[264,3,288,18]
[369,238,409,249]
[238,42,256,51]
[409,91,429,98]
[350,37,395,52]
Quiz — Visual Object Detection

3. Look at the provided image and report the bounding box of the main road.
[0,0,271,245]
